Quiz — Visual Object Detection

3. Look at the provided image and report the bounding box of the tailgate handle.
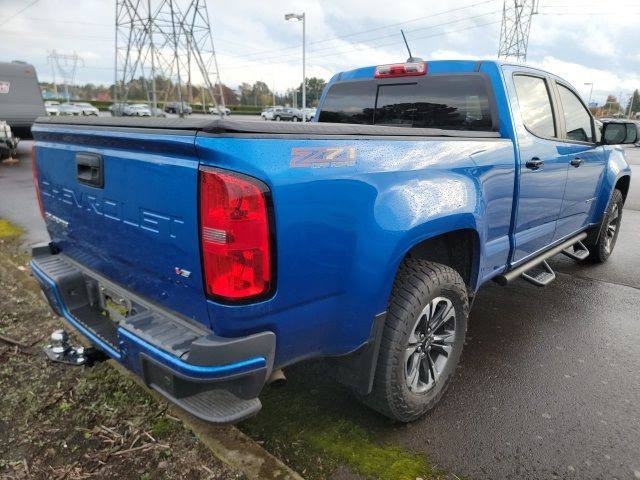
[76,153,104,188]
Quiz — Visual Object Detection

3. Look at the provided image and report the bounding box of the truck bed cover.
[34,116,502,138]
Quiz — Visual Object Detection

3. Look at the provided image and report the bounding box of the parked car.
[149,107,167,118]
[302,107,317,121]
[73,102,99,116]
[126,104,152,117]
[44,101,59,116]
[273,107,303,122]
[57,103,82,116]
[261,107,275,120]
[30,59,637,425]
[208,106,230,116]
[109,103,127,117]
[261,106,284,120]
[164,101,192,115]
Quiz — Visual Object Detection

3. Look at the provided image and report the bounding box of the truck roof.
[331,59,570,86]
[331,59,484,82]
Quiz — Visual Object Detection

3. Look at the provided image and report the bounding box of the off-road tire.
[586,189,623,263]
[360,259,469,422]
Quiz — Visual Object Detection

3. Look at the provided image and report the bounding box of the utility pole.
[47,50,84,103]
[498,0,539,62]
[115,0,226,116]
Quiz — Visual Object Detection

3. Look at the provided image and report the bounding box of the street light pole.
[302,13,306,121]
[285,12,306,122]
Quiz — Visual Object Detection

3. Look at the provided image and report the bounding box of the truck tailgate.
[32,125,211,327]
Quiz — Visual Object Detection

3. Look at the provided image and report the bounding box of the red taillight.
[31,145,45,219]
[199,167,272,301]
[374,62,427,79]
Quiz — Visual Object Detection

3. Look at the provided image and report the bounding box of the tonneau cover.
[34,115,502,138]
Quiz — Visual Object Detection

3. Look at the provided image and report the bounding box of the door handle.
[525,157,544,170]
[76,153,104,188]
[570,157,583,167]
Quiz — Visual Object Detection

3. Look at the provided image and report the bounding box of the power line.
[0,16,112,26]
[0,0,41,27]
[536,11,640,15]
[217,0,500,62]
[218,9,503,69]
[220,18,502,71]
[0,29,112,40]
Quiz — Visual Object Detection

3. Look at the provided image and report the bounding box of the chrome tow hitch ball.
[43,329,89,365]
[50,329,70,356]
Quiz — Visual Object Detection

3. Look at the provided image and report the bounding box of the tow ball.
[43,329,108,366]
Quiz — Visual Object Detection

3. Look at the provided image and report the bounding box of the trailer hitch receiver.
[43,329,108,366]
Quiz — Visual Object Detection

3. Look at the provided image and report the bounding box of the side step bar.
[561,240,590,261]
[494,232,588,287]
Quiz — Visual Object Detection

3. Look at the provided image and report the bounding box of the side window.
[513,75,556,138]
[557,84,594,143]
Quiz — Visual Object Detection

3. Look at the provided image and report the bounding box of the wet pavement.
[388,147,640,479]
[1,140,639,479]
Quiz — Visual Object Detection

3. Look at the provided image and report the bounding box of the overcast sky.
[0,0,638,105]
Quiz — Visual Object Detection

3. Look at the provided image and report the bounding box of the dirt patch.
[0,234,243,480]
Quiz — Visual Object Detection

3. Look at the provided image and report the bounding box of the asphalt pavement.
[1,139,639,480]
[386,147,640,479]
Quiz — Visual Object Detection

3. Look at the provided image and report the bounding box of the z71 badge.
[290,146,356,168]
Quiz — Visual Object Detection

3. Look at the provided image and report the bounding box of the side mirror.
[602,121,639,145]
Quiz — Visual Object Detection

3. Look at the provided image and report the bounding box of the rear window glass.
[317,81,376,124]
[318,74,494,131]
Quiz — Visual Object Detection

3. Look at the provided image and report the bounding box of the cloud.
[0,0,637,102]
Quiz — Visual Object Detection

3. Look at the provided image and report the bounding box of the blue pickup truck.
[30,60,637,424]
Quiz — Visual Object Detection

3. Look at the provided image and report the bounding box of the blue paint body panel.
[31,60,631,376]
[31,127,212,328]
[195,135,515,366]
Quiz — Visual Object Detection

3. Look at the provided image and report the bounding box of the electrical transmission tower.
[47,50,84,102]
[115,0,226,116]
[497,0,539,62]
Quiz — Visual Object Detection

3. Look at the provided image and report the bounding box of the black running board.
[494,232,588,287]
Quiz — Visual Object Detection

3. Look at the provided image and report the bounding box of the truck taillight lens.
[199,167,272,301]
[31,145,45,219]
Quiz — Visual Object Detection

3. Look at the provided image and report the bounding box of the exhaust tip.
[267,369,287,388]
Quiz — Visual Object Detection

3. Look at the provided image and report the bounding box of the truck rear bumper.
[30,245,275,424]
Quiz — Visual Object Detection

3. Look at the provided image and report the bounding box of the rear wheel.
[275,116,281,121]
[586,189,623,263]
[360,259,468,422]
[292,116,298,122]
